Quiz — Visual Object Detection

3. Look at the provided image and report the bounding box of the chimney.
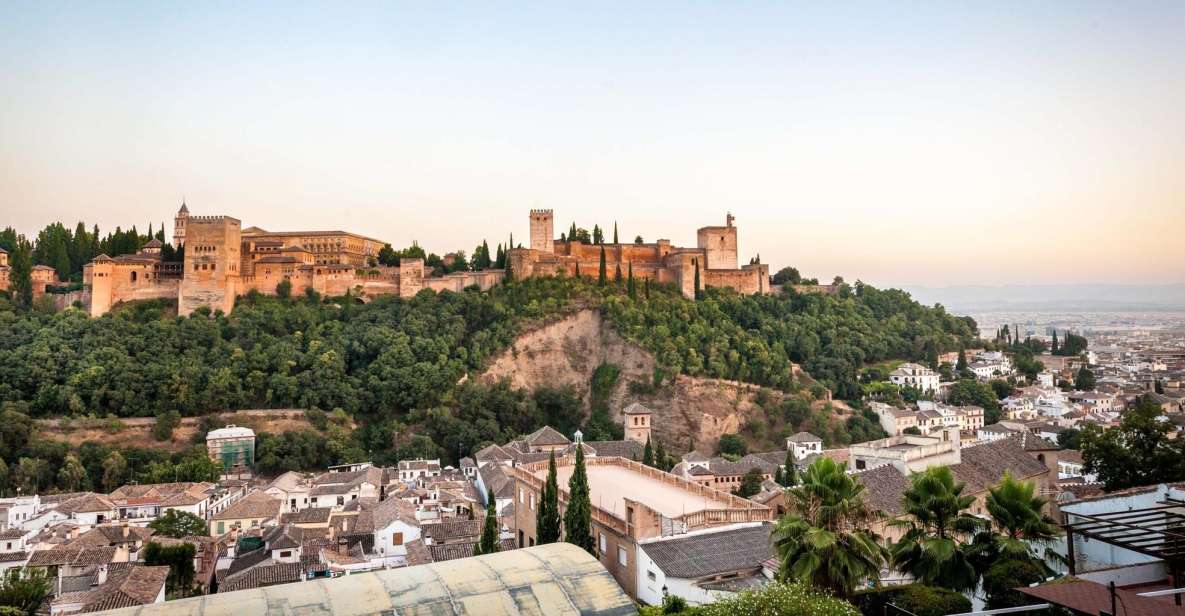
[122,521,130,539]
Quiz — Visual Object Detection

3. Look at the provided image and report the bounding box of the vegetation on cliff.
[0,273,973,476]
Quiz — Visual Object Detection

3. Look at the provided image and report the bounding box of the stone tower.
[696,213,738,270]
[529,209,554,253]
[178,215,241,316]
[622,402,653,444]
[173,201,190,248]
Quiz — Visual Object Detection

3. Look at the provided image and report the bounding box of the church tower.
[623,402,653,444]
[173,201,190,248]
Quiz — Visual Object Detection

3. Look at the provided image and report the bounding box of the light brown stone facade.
[80,205,774,316]
[509,210,770,299]
[85,205,503,317]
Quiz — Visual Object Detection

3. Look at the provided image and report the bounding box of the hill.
[0,276,973,483]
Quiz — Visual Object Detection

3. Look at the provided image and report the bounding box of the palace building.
[508,209,770,299]
[72,204,774,317]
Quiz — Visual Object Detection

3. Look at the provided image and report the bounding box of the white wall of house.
[372,519,421,564]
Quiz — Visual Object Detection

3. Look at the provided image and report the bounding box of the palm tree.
[889,466,984,591]
[973,472,1061,569]
[771,457,887,597]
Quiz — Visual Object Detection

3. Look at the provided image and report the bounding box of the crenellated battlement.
[529,209,554,216]
[189,215,241,224]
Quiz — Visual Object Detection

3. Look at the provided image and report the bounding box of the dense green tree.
[153,410,181,441]
[148,509,209,538]
[626,262,636,298]
[772,457,887,597]
[474,498,501,556]
[144,541,197,596]
[717,434,747,457]
[8,242,33,310]
[563,445,595,555]
[535,451,561,544]
[612,222,618,244]
[735,467,764,498]
[0,567,51,616]
[101,451,128,492]
[889,466,983,591]
[1074,366,1096,390]
[597,246,607,286]
[1080,395,1185,490]
[782,448,798,486]
[275,279,292,299]
[642,437,654,467]
[1056,428,1081,450]
[654,439,669,472]
[55,454,88,492]
[771,266,803,285]
[947,380,1001,424]
[1050,330,1059,354]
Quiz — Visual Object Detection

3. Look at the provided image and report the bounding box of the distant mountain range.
[901,283,1185,312]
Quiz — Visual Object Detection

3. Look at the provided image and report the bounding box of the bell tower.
[173,201,190,248]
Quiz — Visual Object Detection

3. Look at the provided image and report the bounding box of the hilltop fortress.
[509,209,769,299]
[68,205,769,317]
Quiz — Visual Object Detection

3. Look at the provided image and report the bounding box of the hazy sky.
[2,2,1182,287]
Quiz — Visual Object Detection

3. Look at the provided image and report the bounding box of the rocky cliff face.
[478,309,792,452]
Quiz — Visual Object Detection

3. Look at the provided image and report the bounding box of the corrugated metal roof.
[91,543,636,615]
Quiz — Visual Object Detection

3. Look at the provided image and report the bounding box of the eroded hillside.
[479,309,830,452]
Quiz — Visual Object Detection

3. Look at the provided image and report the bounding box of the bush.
[717,433,748,457]
[853,585,970,616]
[642,582,859,616]
[153,410,181,441]
[983,558,1045,609]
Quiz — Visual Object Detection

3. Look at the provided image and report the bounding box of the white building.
[889,363,940,393]
[636,524,773,607]
[784,432,823,460]
[370,496,422,567]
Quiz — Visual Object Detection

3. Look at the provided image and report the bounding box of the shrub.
[982,558,1046,609]
[853,585,970,616]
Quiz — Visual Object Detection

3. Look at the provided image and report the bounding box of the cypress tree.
[614,263,622,285]
[10,242,34,309]
[642,436,654,467]
[563,446,596,555]
[536,451,562,544]
[569,223,578,241]
[774,466,785,485]
[574,262,581,278]
[598,246,607,286]
[474,498,501,556]
[644,278,651,299]
[1051,330,1060,354]
[654,439,667,471]
[782,447,798,486]
[613,222,618,244]
[504,250,514,282]
[627,262,636,298]
[693,258,702,300]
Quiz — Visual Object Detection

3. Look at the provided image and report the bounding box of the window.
[529,493,535,510]
[618,546,628,567]
[392,532,404,546]
[647,570,657,582]
[280,550,292,558]
[599,533,607,554]
[337,496,345,506]
[519,488,524,504]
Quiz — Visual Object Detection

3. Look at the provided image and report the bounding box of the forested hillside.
[604,282,977,399]
[0,277,974,416]
[0,274,975,489]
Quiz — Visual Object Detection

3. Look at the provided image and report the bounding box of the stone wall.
[178,216,241,316]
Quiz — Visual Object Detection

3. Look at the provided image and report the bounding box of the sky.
[1,2,1182,288]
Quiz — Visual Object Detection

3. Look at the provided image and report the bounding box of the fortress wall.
[702,266,768,295]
